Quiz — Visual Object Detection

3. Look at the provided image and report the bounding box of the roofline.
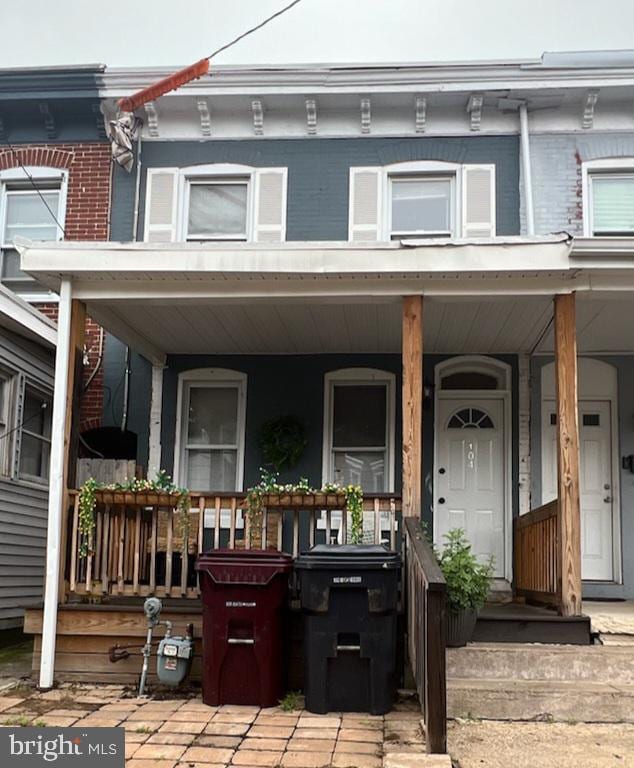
[100,51,634,97]
[0,284,57,348]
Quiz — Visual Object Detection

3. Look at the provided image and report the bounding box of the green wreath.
[258,415,307,472]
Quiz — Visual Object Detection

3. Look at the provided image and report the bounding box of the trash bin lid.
[195,548,293,584]
[295,544,401,570]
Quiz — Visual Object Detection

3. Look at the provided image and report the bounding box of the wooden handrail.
[514,499,561,610]
[403,517,447,755]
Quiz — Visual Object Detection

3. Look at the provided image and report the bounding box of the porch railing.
[64,490,401,601]
[514,499,561,609]
[403,517,447,755]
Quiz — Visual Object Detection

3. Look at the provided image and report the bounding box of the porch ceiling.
[18,236,634,360]
[82,293,634,359]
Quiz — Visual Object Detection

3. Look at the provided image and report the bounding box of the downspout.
[519,103,535,236]
[120,133,143,434]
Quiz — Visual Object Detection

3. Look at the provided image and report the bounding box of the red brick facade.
[1,143,112,430]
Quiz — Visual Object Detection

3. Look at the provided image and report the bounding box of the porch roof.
[18,235,634,363]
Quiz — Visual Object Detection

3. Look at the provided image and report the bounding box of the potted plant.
[437,528,493,647]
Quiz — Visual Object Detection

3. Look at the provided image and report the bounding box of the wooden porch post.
[554,292,582,617]
[40,280,86,688]
[402,295,423,518]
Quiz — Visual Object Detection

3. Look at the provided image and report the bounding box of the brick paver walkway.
[0,685,450,767]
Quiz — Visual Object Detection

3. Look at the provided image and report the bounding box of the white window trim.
[582,158,634,237]
[176,164,255,242]
[383,160,462,240]
[322,368,396,492]
[173,368,247,492]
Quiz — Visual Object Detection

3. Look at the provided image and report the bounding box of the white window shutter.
[253,168,287,242]
[349,167,382,241]
[461,164,496,238]
[144,168,178,242]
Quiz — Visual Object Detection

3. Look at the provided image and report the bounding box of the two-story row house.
[17,51,634,686]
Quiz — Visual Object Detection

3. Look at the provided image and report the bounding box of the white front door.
[542,400,614,581]
[436,399,505,578]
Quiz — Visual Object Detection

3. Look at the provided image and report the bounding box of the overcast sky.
[1,0,633,69]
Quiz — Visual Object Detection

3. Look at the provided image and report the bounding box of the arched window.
[447,407,494,430]
[437,356,510,392]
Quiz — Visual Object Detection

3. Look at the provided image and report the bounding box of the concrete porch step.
[447,678,634,723]
[447,642,634,685]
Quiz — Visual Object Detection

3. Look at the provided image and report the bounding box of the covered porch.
[19,235,634,748]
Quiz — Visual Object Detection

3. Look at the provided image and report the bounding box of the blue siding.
[159,352,519,527]
[110,136,520,241]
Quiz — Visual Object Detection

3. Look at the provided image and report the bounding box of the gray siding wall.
[530,355,634,599]
[520,131,634,235]
[0,329,54,628]
[111,136,521,241]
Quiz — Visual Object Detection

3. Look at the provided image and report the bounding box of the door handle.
[603,496,612,503]
[438,497,446,505]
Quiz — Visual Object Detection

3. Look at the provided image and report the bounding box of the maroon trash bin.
[195,548,293,707]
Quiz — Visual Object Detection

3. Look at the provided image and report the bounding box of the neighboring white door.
[542,400,614,581]
[436,399,505,578]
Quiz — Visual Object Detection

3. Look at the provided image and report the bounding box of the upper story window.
[390,175,455,239]
[144,164,287,243]
[0,167,66,294]
[349,161,495,241]
[583,159,634,237]
[174,369,247,492]
[323,369,395,493]
[186,178,249,241]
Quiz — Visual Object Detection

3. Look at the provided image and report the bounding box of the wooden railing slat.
[66,490,402,601]
[514,499,561,609]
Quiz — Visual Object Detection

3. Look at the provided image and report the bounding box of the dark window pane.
[333,384,386,447]
[441,371,499,390]
[583,413,600,427]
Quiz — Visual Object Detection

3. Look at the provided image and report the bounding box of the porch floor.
[0,684,450,767]
[583,600,634,645]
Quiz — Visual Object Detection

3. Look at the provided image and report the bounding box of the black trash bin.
[295,544,401,715]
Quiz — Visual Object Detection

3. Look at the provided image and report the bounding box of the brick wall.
[1,143,112,430]
[519,131,634,235]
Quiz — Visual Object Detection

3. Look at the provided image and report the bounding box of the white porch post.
[39,278,73,689]
[147,362,164,479]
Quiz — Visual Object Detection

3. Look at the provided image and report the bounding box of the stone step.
[447,678,634,723]
[383,753,452,768]
[447,642,634,685]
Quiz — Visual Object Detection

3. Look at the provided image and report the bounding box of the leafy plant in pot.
[437,528,493,647]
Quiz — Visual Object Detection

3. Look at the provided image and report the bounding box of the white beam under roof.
[20,236,574,288]
[0,283,56,347]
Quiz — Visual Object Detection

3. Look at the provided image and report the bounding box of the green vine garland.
[246,469,364,544]
[77,470,191,558]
